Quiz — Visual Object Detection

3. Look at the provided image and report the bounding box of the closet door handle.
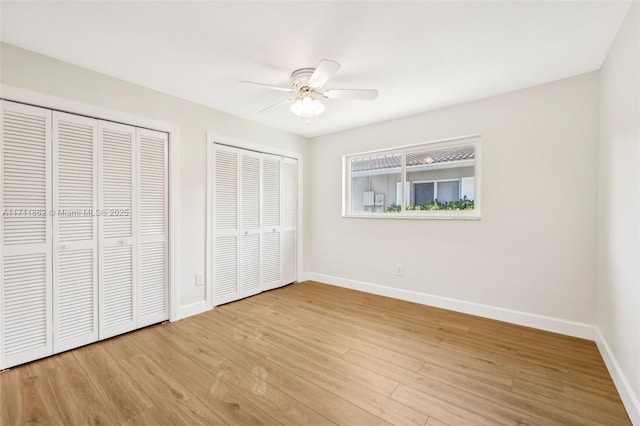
[119,239,126,245]
[60,244,66,251]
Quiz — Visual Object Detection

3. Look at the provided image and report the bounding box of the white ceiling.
[0,1,631,138]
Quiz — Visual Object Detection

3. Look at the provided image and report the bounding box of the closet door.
[98,121,137,339]
[52,112,98,353]
[213,145,239,305]
[0,101,53,369]
[281,158,297,285]
[239,151,261,298]
[261,154,281,291]
[136,129,168,327]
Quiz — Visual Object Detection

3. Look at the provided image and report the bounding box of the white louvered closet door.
[239,151,261,298]
[98,121,137,340]
[261,154,281,291]
[136,128,168,327]
[52,112,99,353]
[281,157,297,286]
[214,145,240,305]
[0,101,53,369]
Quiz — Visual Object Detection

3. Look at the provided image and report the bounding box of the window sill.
[343,212,481,220]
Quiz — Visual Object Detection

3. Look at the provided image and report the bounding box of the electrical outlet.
[195,273,204,286]
[395,264,403,276]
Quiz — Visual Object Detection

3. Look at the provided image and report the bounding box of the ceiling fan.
[240,59,378,118]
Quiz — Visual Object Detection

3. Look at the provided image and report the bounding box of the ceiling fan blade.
[307,59,341,89]
[257,97,293,114]
[239,81,293,93]
[323,89,379,100]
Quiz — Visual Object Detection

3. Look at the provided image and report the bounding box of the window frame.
[342,135,481,220]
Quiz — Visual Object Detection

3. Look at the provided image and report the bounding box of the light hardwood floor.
[0,281,631,425]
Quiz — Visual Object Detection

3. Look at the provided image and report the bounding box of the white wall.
[307,72,599,333]
[597,1,640,423]
[0,42,310,317]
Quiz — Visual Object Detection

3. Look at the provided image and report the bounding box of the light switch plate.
[196,273,204,286]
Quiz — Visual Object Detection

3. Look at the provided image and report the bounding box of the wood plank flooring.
[0,281,631,425]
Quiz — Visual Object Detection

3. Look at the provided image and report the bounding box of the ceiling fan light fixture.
[290,95,325,118]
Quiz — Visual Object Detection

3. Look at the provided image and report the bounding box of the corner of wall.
[595,329,640,425]
[595,1,640,423]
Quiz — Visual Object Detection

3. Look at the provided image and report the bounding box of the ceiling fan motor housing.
[291,68,316,91]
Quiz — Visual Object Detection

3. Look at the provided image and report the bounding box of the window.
[343,136,480,219]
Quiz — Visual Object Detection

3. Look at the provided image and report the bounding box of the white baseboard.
[303,272,596,340]
[595,329,640,425]
[174,300,210,321]
[299,272,314,282]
